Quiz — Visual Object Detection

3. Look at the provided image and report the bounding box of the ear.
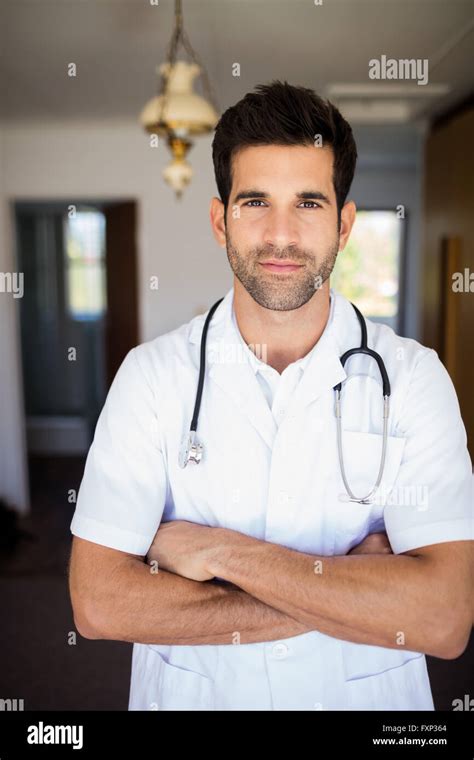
[338,200,357,251]
[209,197,227,248]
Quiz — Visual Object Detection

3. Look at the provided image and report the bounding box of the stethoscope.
[179,297,391,505]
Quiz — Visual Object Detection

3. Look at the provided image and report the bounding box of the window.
[64,210,107,320]
[331,210,403,327]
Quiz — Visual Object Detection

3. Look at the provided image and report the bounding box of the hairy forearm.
[207,532,452,656]
[81,555,313,644]
[71,535,392,646]
[82,555,388,646]
[137,523,420,648]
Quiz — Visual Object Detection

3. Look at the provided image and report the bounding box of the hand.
[146,520,217,582]
[348,532,393,555]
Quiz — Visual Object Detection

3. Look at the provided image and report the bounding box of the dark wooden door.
[104,201,139,387]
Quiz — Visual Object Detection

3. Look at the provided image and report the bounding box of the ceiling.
[0,0,472,125]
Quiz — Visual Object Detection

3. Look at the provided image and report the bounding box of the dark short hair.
[212,80,357,221]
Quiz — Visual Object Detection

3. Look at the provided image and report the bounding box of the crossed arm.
[145,521,472,657]
[69,520,472,659]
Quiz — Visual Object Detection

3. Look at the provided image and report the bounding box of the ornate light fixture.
[139,0,220,198]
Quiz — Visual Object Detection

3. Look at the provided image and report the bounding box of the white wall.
[0,117,424,513]
[2,119,233,342]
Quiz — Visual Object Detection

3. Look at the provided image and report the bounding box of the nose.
[263,208,300,251]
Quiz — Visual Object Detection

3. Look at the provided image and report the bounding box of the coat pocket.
[334,430,407,505]
[341,641,423,681]
[153,650,216,711]
[339,641,433,710]
[325,430,407,553]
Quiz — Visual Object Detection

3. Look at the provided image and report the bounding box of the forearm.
[72,539,380,646]
[82,555,315,645]
[207,532,445,655]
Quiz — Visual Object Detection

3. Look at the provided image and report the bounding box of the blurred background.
[0,0,472,710]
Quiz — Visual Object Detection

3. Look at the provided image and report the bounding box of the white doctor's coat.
[70,287,473,711]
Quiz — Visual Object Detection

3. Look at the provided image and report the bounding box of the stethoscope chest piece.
[179,296,224,469]
[179,431,203,468]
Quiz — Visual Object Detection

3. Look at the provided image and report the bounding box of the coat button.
[272,643,289,659]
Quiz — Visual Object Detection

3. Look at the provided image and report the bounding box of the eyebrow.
[233,189,331,204]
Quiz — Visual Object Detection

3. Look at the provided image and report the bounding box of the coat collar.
[188,286,359,450]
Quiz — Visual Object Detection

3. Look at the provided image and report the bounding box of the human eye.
[243,199,267,207]
[299,201,322,209]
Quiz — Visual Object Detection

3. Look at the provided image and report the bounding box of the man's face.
[218,144,344,311]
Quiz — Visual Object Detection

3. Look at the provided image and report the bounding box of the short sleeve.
[384,348,473,554]
[70,347,168,555]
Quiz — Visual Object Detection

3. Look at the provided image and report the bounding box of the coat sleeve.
[384,348,473,554]
[70,346,168,555]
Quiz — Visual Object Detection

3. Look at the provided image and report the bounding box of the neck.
[232,278,331,374]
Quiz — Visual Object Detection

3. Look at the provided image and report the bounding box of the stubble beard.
[225,232,340,311]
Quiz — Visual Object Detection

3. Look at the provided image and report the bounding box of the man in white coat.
[69,81,473,711]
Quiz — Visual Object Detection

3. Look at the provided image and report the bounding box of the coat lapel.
[284,293,355,419]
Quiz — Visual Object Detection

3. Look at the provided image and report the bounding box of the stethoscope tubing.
[181,296,391,505]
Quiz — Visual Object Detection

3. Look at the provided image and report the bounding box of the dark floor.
[0,456,131,711]
[0,456,472,711]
